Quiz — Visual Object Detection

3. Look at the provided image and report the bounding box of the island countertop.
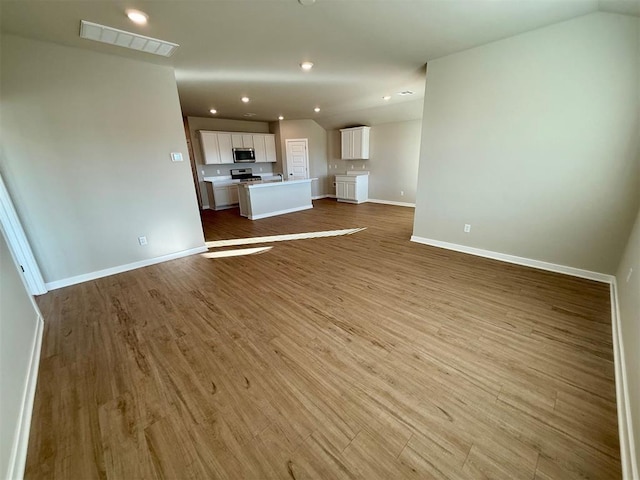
[238,178,315,220]
[239,178,315,189]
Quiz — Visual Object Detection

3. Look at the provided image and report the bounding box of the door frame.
[0,173,47,295]
[285,138,310,180]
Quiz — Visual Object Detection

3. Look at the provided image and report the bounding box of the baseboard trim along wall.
[250,205,313,220]
[368,199,416,208]
[7,315,43,480]
[410,236,614,283]
[312,195,329,200]
[45,246,209,290]
[610,280,639,480]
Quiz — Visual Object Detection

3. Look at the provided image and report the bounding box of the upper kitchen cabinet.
[231,134,254,148]
[253,134,278,163]
[264,135,277,163]
[253,134,266,162]
[340,126,370,160]
[199,130,277,164]
[199,131,222,164]
[217,133,234,164]
[199,131,234,164]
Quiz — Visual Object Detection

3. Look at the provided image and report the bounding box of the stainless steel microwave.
[233,148,256,163]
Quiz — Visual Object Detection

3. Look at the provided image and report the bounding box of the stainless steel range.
[230,168,262,182]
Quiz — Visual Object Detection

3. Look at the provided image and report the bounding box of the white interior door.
[0,173,47,295]
[285,139,309,181]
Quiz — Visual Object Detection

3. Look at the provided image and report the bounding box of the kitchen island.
[238,178,315,220]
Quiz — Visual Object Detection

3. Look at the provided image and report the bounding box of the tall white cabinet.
[340,126,370,160]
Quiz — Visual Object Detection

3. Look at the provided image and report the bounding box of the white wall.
[275,119,329,198]
[0,230,42,479]
[0,35,205,285]
[616,205,640,475]
[413,12,640,274]
[327,120,422,204]
[185,117,274,208]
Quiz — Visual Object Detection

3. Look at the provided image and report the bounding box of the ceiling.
[1,0,638,130]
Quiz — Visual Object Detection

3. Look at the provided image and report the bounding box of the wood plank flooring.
[25,200,621,479]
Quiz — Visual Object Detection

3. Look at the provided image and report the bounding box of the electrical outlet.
[216,169,220,174]
[400,190,404,196]
[201,170,205,175]
[627,268,633,283]
[259,167,263,172]
[334,164,337,168]
[350,165,354,169]
[361,164,365,169]
[464,224,471,233]
[138,236,147,246]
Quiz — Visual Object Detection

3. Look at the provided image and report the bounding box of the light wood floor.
[26,200,620,479]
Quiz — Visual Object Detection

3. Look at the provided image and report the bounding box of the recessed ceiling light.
[278,116,284,120]
[383,95,391,101]
[298,0,316,5]
[314,107,320,113]
[209,109,217,114]
[126,9,148,25]
[241,96,250,103]
[300,61,314,71]
[397,90,414,96]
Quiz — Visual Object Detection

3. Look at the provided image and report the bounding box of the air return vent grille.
[80,20,179,57]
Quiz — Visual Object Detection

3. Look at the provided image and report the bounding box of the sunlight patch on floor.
[204,228,366,249]
[201,246,272,258]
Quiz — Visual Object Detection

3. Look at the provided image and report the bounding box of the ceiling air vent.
[79,20,179,57]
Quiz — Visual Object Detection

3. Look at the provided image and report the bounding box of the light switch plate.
[171,152,183,162]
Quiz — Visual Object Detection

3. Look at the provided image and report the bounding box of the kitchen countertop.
[203,174,281,187]
[239,178,315,189]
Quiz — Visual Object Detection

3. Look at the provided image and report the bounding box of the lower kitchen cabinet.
[213,184,239,209]
[335,173,368,204]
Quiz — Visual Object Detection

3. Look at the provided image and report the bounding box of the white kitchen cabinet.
[242,135,254,148]
[340,126,370,160]
[213,184,239,210]
[264,135,277,163]
[232,134,254,148]
[218,133,233,164]
[231,134,243,148]
[253,135,266,162]
[229,184,239,204]
[199,131,276,164]
[199,131,235,164]
[199,131,222,164]
[253,134,277,163]
[335,173,368,204]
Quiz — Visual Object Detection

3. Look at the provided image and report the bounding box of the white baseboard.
[610,280,638,480]
[249,205,313,220]
[368,199,416,208]
[312,195,329,200]
[6,315,43,480]
[45,246,209,290]
[410,236,614,283]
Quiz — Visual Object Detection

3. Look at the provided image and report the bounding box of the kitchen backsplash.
[200,163,274,178]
